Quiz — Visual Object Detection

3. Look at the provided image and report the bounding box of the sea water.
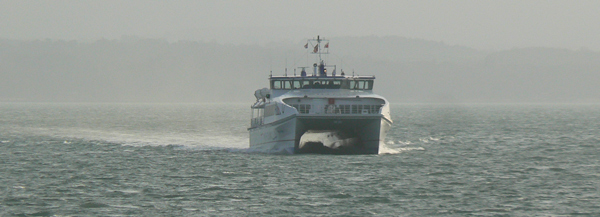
[1,103,599,216]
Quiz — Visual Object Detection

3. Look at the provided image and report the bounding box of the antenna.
[269,55,272,76]
[285,58,287,76]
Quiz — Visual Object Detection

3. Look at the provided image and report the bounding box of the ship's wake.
[9,125,248,150]
[378,143,402,154]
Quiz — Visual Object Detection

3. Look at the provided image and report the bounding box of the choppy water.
[1,103,599,216]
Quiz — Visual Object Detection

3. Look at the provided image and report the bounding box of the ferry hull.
[249,115,390,154]
[248,117,297,154]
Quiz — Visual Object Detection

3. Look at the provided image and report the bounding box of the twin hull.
[249,114,391,154]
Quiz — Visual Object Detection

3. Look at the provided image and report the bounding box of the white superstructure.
[248,36,392,154]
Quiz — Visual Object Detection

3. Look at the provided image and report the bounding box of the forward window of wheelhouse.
[293,80,302,89]
[349,80,374,90]
[271,80,295,90]
[282,80,292,89]
[271,80,282,89]
[327,80,342,89]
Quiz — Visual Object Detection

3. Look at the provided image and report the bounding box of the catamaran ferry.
[248,36,392,154]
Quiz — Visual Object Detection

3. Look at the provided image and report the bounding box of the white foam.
[398,147,425,151]
[379,144,401,154]
[379,143,425,154]
[397,140,412,145]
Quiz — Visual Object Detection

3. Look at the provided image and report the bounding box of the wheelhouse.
[269,76,375,90]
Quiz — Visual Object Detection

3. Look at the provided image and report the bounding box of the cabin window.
[313,81,324,88]
[324,80,342,89]
[272,80,297,90]
[300,80,342,89]
[290,104,312,114]
[251,108,264,127]
[272,81,282,89]
[341,80,350,89]
[293,80,302,89]
[301,80,310,88]
[357,81,366,89]
[283,80,292,89]
[349,80,374,90]
[349,81,358,89]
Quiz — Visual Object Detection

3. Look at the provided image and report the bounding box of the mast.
[306,35,330,77]
[317,35,322,62]
[308,35,328,64]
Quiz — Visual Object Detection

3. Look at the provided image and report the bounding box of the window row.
[271,80,373,90]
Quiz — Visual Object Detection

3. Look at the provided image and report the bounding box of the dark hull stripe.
[251,139,383,148]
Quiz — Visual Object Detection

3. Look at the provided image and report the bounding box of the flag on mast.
[324,42,329,48]
[313,44,319,53]
[304,43,308,49]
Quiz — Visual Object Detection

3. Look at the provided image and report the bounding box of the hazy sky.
[2,0,599,50]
